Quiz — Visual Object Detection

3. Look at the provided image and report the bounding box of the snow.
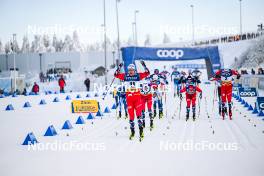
[1,78,264,176]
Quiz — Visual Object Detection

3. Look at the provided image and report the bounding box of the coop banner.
[257,97,264,111]
[238,87,258,97]
[71,100,98,113]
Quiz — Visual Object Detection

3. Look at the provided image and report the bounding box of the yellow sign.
[71,100,98,113]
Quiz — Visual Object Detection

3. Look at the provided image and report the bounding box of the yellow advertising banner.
[71,100,98,113]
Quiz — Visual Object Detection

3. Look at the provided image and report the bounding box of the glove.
[180,93,183,100]
[140,60,146,67]
[237,74,241,79]
[199,93,202,99]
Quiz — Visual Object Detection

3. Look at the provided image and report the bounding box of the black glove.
[180,93,183,100]
[199,92,202,99]
[237,74,241,79]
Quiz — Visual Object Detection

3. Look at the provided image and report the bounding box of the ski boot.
[129,128,135,140]
[228,103,232,120]
[129,120,135,140]
[159,110,163,119]
[222,106,227,120]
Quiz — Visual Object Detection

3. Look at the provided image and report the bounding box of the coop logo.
[157,49,184,59]
[239,92,256,97]
[238,87,257,97]
[259,103,264,109]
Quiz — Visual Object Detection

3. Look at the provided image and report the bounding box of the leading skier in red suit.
[212,68,240,120]
[114,61,150,141]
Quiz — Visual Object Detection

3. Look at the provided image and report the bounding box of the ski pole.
[178,98,182,120]
[197,96,201,118]
[102,63,123,100]
[102,77,116,100]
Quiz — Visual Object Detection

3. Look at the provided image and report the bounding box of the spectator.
[84,78,90,92]
[22,88,27,96]
[32,82,39,94]
[251,68,255,75]
[58,75,66,93]
[258,68,264,75]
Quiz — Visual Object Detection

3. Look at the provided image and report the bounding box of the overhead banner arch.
[121,46,222,78]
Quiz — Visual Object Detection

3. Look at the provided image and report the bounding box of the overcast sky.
[0,0,263,45]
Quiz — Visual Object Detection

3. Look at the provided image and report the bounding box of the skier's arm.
[196,86,202,93]
[180,87,186,93]
[139,60,150,80]
[114,72,125,81]
[232,70,241,79]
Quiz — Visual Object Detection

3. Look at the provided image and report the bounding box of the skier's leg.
[123,97,128,118]
[221,87,227,119]
[141,96,146,128]
[147,94,154,128]
[135,97,144,139]
[127,97,135,139]
[192,95,196,120]
[186,95,191,121]
[118,96,122,118]
[227,87,233,120]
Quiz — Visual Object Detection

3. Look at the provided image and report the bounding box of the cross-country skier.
[160,65,170,79]
[192,68,202,86]
[212,69,240,120]
[180,76,202,121]
[171,67,182,97]
[140,80,154,130]
[150,74,165,119]
[114,61,150,141]
[210,74,222,115]
[117,85,128,119]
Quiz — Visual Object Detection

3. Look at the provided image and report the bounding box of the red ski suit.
[140,82,153,112]
[214,69,239,104]
[114,71,150,120]
[180,85,202,108]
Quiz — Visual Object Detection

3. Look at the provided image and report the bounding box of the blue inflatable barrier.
[39,99,46,105]
[76,94,81,99]
[104,107,111,113]
[252,106,259,114]
[44,125,58,136]
[23,102,31,108]
[241,99,246,105]
[62,120,73,129]
[76,116,85,124]
[5,104,14,111]
[248,105,253,111]
[111,103,117,109]
[96,110,103,117]
[53,97,60,102]
[87,113,95,120]
[66,95,71,100]
[258,110,264,117]
[22,132,38,145]
[244,102,249,108]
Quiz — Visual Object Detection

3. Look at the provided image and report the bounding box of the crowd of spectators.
[194,31,264,46]
[240,68,264,75]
